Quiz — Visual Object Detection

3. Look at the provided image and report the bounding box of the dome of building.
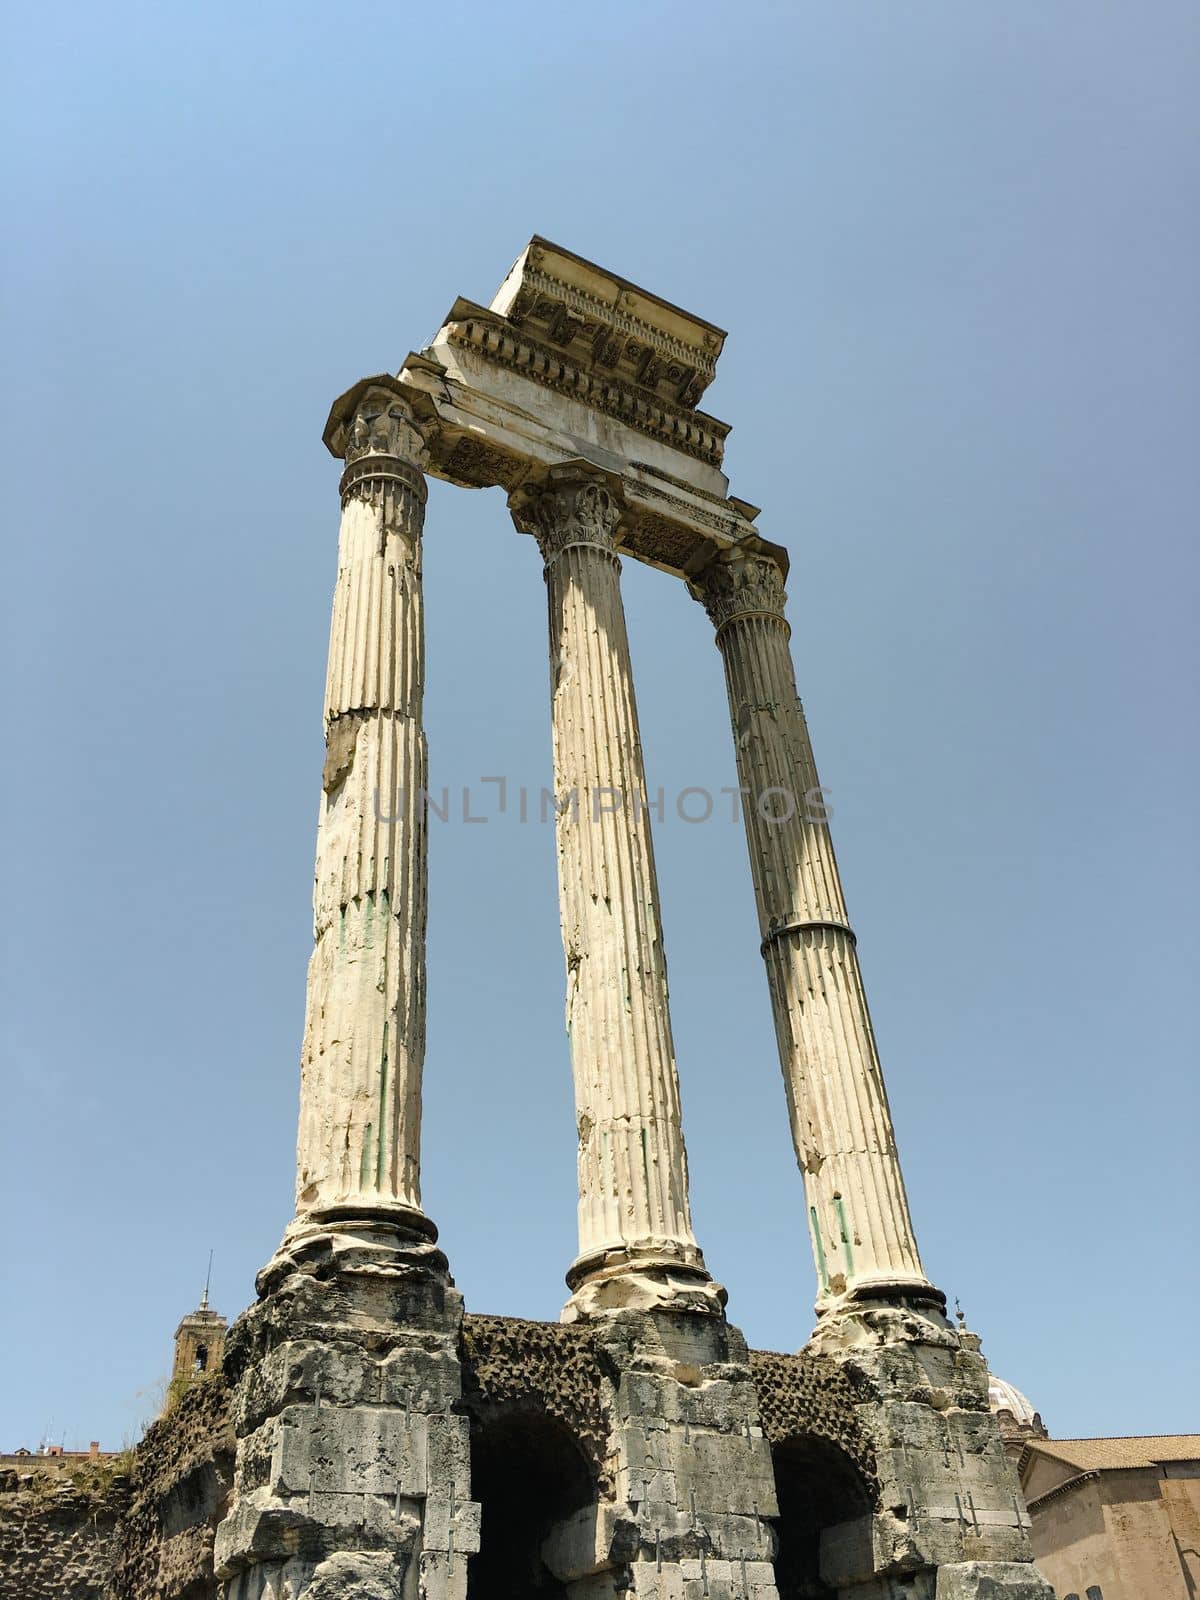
[988,1376,1038,1427]
[987,1374,1048,1455]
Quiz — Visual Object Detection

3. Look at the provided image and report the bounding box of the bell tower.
[169,1259,227,1406]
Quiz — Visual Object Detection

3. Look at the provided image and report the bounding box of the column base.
[257,1204,447,1298]
[563,1241,726,1322]
[806,1291,953,1359]
[814,1273,948,1327]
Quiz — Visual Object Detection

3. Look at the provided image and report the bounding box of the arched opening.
[194,1344,208,1373]
[772,1435,874,1600]
[468,1410,595,1600]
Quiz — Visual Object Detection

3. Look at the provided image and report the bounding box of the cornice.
[492,236,725,409]
[1024,1469,1101,1512]
[509,267,717,398]
[443,305,729,469]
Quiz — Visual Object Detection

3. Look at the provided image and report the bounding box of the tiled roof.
[1028,1436,1200,1471]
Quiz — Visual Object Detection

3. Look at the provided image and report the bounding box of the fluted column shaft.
[692,550,936,1312]
[514,466,719,1316]
[293,384,431,1229]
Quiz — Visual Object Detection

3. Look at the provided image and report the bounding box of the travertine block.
[378,1347,462,1413]
[422,1492,481,1555]
[933,1561,1054,1599]
[418,1546,468,1600]
[819,1513,876,1586]
[423,1413,471,1495]
[272,1404,428,1497]
[230,1338,373,1433]
[618,1465,678,1505]
[541,1501,637,1581]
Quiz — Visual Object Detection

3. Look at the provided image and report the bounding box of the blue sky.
[2,1,1196,1451]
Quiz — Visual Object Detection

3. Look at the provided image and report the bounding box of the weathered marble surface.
[689,548,934,1314]
[292,380,432,1235]
[512,464,721,1321]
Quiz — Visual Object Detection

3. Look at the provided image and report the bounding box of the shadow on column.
[771,1435,874,1600]
[468,1410,596,1600]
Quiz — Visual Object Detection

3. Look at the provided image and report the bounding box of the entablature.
[322,238,788,582]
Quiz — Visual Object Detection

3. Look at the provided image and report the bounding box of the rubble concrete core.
[207,237,1054,1600]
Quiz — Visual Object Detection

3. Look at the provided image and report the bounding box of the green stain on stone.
[360,1124,373,1190]
[810,1206,829,1293]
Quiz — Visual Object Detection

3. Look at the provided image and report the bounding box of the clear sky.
[2,1,1196,1453]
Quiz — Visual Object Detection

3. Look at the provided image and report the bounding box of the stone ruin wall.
[109,1375,234,1600]
[0,1316,881,1600]
[0,1456,131,1600]
[0,1376,232,1600]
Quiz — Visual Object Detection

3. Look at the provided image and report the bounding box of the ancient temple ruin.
[212,239,1053,1600]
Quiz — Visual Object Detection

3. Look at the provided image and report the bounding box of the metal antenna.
[200,1250,214,1311]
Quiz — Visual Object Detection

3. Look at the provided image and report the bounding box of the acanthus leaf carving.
[689,550,787,630]
[514,473,624,565]
[343,387,428,469]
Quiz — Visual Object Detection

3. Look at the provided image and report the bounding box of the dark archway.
[468,1409,595,1600]
[772,1435,874,1600]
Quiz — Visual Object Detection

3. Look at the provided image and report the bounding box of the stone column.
[690,548,938,1313]
[276,376,438,1274]
[512,463,722,1320]
[216,379,477,1600]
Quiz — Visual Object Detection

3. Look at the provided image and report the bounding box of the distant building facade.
[987,1377,1200,1598]
[1019,1436,1200,1600]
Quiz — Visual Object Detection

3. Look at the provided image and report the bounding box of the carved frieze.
[441,435,521,492]
[619,513,706,574]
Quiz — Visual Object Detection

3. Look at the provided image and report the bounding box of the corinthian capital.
[510,462,625,565]
[345,390,427,468]
[323,375,430,469]
[688,549,787,631]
